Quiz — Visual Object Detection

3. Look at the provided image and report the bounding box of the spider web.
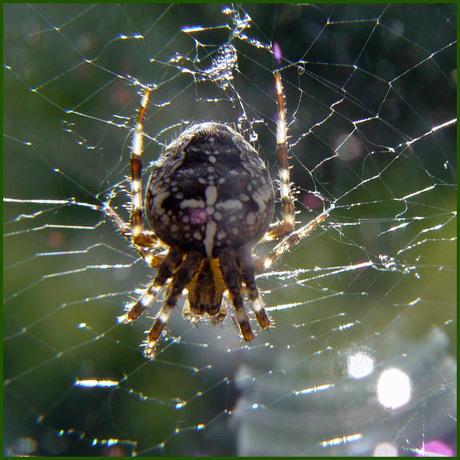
[3,4,456,457]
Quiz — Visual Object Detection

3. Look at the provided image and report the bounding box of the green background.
[4,3,456,456]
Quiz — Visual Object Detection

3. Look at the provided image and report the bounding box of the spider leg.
[103,201,157,244]
[130,88,155,247]
[118,247,183,323]
[263,71,295,241]
[104,200,167,268]
[219,250,254,341]
[102,97,169,270]
[237,247,271,329]
[145,251,203,357]
[255,207,331,272]
[137,248,167,269]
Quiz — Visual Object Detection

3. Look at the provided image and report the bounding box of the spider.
[109,71,329,358]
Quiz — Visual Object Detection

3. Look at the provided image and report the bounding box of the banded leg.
[237,247,271,329]
[264,71,295,241]
[219,250,254,341]
[104,200,162,249]
[138,247,167,269]
[104,196,167,268]
[130,88,152,247]
[145,251,203,357]
[255,207,331,272]
[118,247,183,323]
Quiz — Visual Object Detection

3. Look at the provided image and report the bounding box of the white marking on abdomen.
[216,199,243,210]
[153,192,170,214]
[246,212,255,225]
[253,192,267,212]
[180,198,205,208]
[204,220,217,257]
[205,186,217,206]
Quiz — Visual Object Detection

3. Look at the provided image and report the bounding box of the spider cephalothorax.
[111,72,328,358]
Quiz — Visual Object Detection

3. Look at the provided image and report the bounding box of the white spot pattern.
[153,192,170,215]
[205,186,218,206]
[204,220,218,257]
[216,199,243,210]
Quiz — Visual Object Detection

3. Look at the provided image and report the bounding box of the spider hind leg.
[144,250,203,358]
[218,250,256,341]
[262,71,295,242]
[237,247,271,330]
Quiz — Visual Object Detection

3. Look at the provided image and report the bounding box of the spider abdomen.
[146,123,274,258]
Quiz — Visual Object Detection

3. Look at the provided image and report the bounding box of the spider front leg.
[118,247,183,324]
[263,71,295,242]
[129,88,157,248]
[257,71,332,270]
[105,87,166,271]
[103,199,166,268]
[255,206,331,272]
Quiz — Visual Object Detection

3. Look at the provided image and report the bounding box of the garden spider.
[110,71,329,358]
